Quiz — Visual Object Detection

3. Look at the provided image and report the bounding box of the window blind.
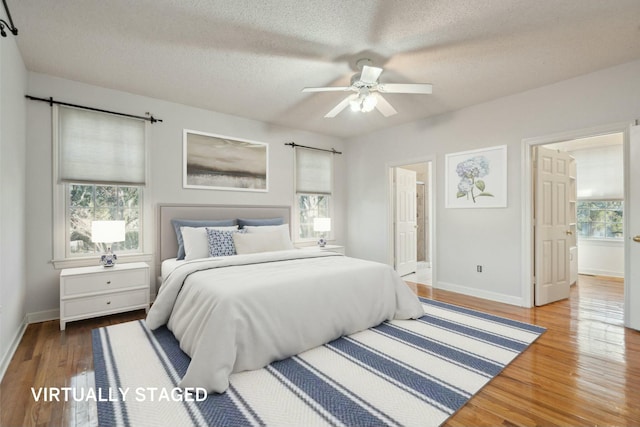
[58,106,146,185]
[571,144,623,200]
[295,147,332,194]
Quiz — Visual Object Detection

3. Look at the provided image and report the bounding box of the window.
[577,200,623,240]
[68,184,141,255]
[297,194,331,239]
[54,106,147,263]
[294,148,333,241]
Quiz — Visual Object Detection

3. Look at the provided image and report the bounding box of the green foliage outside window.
[68,184,141,255]
[298,194,330,239]
[576,200,623,240]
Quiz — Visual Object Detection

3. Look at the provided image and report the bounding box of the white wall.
[346,60,640,305]
[25,72,346,317]
[578,240,624,278]
[0,34,28,376]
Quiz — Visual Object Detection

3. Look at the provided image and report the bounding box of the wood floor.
[2,274,639,426]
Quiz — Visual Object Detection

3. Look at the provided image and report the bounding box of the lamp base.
[100,248,118,267]
[317,238,327,248]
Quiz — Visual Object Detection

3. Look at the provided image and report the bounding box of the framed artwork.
[183,129,268,192]
[445,145,507,208]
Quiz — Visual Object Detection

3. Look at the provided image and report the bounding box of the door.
[627,124,640,330]
[394,167,417,276]
[534,146,572,305]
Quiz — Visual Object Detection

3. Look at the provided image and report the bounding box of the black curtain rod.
[1,0,19,37]
[285,142,342,155]
[25,95,163,124]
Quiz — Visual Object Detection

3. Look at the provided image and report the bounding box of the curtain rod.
[25,95,163,124]
[285,142,342,155]
[1,0,19,37]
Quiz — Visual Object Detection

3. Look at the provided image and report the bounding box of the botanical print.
[183,130,268,192]
[455,155,494,202]
[445,145,507,208]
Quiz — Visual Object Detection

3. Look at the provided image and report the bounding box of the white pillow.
[181,226,238,260]
[243,224,293,249]
[243,223,289,233]
[232,231,292,255]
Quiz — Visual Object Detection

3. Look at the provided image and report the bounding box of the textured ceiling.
[9,0,640,138]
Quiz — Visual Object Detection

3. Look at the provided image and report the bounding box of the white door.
[534,146,572,305]
[626,124,640,330]
[395,167,417,276]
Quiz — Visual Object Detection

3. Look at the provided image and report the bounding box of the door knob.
[566,230,573,236]
[633,235,640,243]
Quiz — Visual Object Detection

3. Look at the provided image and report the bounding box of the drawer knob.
[106,281,111,285]
[106,301,111,305]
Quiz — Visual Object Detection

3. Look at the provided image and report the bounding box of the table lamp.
[91,220,125,267]
[313,217,331,247]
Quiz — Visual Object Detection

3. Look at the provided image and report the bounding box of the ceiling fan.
[302,59,433,118]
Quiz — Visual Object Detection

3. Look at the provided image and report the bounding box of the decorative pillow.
[206,228,246,257]
[244,224,294,249]
[232,230,292,255]
[182,226,238,261]
[171,218,236,260]
[237,217,284,229]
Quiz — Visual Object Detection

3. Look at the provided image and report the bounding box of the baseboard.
[0,316,28,383]
[26,308,60,324]
[435,281,525,307]
[578,269,624,279]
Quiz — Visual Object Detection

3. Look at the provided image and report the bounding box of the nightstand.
[299,245,345,255]
[59,262,150,330]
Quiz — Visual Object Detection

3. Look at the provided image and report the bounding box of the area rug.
[92,298,545,427]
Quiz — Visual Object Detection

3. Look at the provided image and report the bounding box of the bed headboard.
[157,204,292,262]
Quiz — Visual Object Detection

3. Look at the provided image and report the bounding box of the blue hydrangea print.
[455,155,494,203]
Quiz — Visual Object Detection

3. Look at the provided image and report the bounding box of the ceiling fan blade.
[373,93,397,117]
[377,83,433,94]
[360,66,383,84]
[325,94,358,118]
[302,86,352,92]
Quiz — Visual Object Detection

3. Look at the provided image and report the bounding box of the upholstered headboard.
[157,204,292,263]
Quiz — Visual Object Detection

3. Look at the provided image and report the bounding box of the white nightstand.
[59,262,150,330]
[299,245,345,255]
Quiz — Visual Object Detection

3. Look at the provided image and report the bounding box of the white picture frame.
[183,129,268,192]
[445,145,507,208]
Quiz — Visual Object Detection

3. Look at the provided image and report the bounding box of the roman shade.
[58,106,146,184]
[295,147,332,194]
[571,144,623,200]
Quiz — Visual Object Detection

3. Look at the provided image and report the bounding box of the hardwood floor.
[2,275,639,426]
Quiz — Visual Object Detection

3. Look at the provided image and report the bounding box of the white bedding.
[146,250,424,394]
[160,258,185,281]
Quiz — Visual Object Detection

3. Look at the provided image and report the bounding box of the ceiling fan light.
[361,94,377,112]
[349,98,361,112]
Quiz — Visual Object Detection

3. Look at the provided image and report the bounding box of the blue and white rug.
[92,298,545,426]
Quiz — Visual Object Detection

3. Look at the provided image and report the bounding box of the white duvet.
[146,250,424,394]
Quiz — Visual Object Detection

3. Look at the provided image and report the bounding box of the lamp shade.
[91,220,126,243]
[313,217,331,233]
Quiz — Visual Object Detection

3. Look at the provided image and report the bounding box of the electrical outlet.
[477,265,482,273]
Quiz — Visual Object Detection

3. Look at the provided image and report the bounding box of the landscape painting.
[183,130,268,192]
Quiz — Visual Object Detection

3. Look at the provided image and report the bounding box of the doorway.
[543,133,625,284]
[389,160,434,286]
[523,124,628,312]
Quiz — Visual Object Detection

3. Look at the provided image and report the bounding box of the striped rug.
[92,298,544,427]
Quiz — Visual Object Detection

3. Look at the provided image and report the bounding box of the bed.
[147,204,424,394]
